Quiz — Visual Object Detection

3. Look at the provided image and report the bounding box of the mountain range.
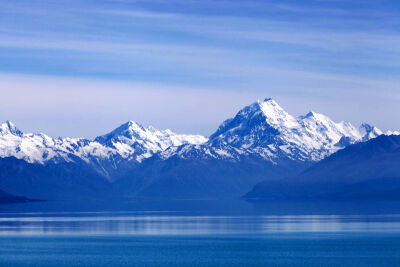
[0,98,397,201]
[245,134,400,200]
[0,120,206,165]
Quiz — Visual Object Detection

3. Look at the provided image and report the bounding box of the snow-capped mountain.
[1,98,398,200]
[0,98,395,166]
[359,123,383,141]
[94,121,207,162]
[0,120,206,164]
[0,121,112,164]
[162,98,391,163]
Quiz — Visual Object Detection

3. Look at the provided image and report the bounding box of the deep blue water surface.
[1,200,400,266]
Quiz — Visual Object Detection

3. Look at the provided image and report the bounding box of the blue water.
[1,200,400,266]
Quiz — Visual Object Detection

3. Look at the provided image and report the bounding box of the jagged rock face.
[162,98,392,163]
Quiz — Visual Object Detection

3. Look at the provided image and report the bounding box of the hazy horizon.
[0,90,396,139]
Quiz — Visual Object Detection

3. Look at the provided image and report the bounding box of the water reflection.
[1,212,400,235]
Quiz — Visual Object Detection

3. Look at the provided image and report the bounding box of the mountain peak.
[203,98,389,162]
[304,111,318,118]
[360,123,375,131]
[216,97,293,132]
[0,121,23,136]
[94,120,146,144]
[208,97,300,149]
[258,97,278,106]
[114,120,147,135]
[257,97,283,111]
[123,120,143,129]
[359,123,383,141]
[262,97,274,102]
[256,98,299,129]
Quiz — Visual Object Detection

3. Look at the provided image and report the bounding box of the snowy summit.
[0,98,396,165]
[161,98,395,162]
[0,120,207,164]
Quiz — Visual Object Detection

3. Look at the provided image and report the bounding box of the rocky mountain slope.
[245,134,400,200]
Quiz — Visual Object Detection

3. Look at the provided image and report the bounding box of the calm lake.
[1,199,400,266]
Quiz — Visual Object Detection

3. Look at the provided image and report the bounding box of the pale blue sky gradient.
[0,0,399,137]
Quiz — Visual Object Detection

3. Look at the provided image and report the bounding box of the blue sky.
[0,0,399,137]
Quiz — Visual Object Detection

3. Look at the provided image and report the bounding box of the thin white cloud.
[0,73,399,138]
[1,0,399,136]
[97,9,183,19]
[0,74,260,138]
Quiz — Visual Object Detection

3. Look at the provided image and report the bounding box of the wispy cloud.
[0,73,399,139]
[0,0,399,135]
[0,73,261,138]
[273,3,350,15]
[97,9,182,19]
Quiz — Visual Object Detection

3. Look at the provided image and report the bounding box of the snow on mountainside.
[0,98,397,165]
[94,121,207,162]
[0,120,207,164]
[162,98,394,162]
[0,121,113,163]
[359,123,383,141]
